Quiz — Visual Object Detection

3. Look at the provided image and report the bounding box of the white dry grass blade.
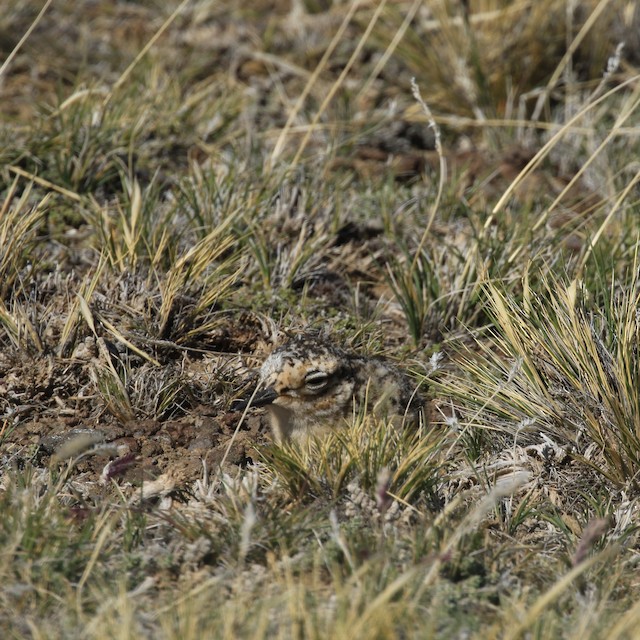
[410,78,446,265]
[605,595,640,640]
[503,546,618,640]
[356,0,423,103]
[0,0,53,80]
[95,336,130,395]
[532,70,637,233]
[289,0,390,168]
[269,0,363,167]
[81,575,156,638]
[580,165,640,273]
[347,568,420,639]
[529,0,617,122]
[487,73,640,229]
[77,294,97,336]
[218,384,262,471]
[414,470,531,603]
[101,0,191,108]
[75,509,115,616]
[101,316,161,367]
[120,178,143,263]
[7,165,82,202]
[58,256,107,355]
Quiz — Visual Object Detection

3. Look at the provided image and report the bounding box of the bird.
[235,335,425,443]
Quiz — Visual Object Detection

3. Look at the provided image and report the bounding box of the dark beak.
[231,386,278,411]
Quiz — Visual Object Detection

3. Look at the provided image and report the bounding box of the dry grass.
[1,0,640,638]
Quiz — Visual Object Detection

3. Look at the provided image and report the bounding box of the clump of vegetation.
[1,0,640,637]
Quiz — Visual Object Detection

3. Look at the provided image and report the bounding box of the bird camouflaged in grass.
[236,335,426,443]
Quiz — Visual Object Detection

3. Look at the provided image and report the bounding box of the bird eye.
[304,371,330,391]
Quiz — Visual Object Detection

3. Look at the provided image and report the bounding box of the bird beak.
[232,386,278,411]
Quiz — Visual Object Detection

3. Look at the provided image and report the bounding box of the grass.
[2,0,640,637]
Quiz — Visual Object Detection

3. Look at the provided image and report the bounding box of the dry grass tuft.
[1,0,640,637]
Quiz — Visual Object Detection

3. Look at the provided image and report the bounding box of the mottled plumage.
[238,336,424,443]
